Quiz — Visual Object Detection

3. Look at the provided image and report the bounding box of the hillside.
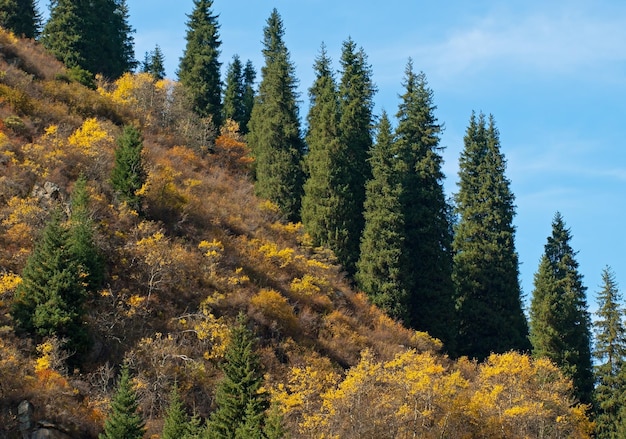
[0,30,592,438]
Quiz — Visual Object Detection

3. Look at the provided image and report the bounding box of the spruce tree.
[335,38,375,275]
[141,44,166,80]
[205,315,268,438]
[241,60,256,134]
[178,0,223,127]
[100,364,146,439]
[0,0,40,38]
[529,212,594,405]
[110,125,145,211]
[394,61,456,351]
[222,55,245,127]
[11,209,89,357]
[356,111,408,321]
[42,0,135,79]
[162,383,193,439]
[301,44,347,267]
[594,266,626,438]
[453,112,530,360]
[247,8,304,222]
[68,175,104,292]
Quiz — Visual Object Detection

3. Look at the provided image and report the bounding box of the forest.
[0,0,623,438]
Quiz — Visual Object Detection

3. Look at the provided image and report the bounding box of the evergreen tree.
[42,0,135,79]
[68,175,104,292]
[356,111,408,321]
[241,60,256,134]
[110,125,145,211]
[529,212,594,405]
[594,266,626,438]
[100,364,146,439]
[453,112,530,360]
[11,209,89,356]
[335,37,375,275]
[222,55,245,128]
[301,44,347,267]
[178,0,223,127]
[205,315,269,438]
[141,44,166,80]
[0,0,40,38]
[394,61,456,351]
[263,404,286,439]
[247,8,304,222]
[162,383,193,439]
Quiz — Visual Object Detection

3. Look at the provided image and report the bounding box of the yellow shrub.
[251,289,298,333]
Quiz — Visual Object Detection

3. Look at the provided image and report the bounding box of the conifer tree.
[178,0,223,127]
[141,44,166,80]
[241,60,256,134]
[394,61,456,351]
[453,112,530,360]
[11,209,89,357]
[356,111,408,321]
[68,175,104,292]
[162,383,194,439]
[0,0,40,38]
[205,315,268,438]
[100,364,146,439]
[42,0,135,79]
[301,44,348,266]
[529,212,594,405]
[222,55,245,128]
[594,266,626,438]
[110,125,145,211]
[247,8,304,222]
[335,38,375,275]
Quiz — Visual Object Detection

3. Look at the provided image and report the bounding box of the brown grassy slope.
[0,29,439,437]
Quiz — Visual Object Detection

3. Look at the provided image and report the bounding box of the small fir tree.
[529,212,594,405]
[356,111,408,321]
[241,60,256,134]
[110,125,145,211]
[222,55,245,127]
[100,364,146,439]
[178,0,223,127]
[0,0,40,38]
[205,315,269,438]
[594,266,626,438]
[141,44,166,80]
[162,383,193,439]
[11,209,89,357]
[453,112,530,360]
[247,8,304,221]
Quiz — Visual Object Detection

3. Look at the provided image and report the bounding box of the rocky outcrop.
[17,401,74,439]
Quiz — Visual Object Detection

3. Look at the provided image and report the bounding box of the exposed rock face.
[17,401,74,439]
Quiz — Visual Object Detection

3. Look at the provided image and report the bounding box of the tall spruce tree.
[241,60,256,134]
[394,60,456,351]
[356,111,408,321]
[335,38,375,275]
[42,0,135,79]
[177,0,223,127]
[453,112,530,360]
[594,266,626,438]
[247,8,304,222]
[110,125,145,211]
[11,209,89,357]
[100,364,146,439]
[529,212,594,405]
[301,44,347,267]
[222,55,245,128]
[141,44,166,80]
[0,0,40,38]
[204,315,269,438]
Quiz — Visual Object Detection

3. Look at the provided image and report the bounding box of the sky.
[125,0,626,313]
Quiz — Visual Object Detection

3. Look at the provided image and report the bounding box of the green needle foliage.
[356,111,408,322]
[205,315,269,438]
[100,364,146,439]
[453,111,530,360]
[178,0,223,127]
[162,383,195,439]
[141,44,166,80]
[247,8,305,222]
[529,212,594,405]
[222,56,255,134]
[0,0,40,38]
[110,125,146,212]
[11,208,89,359]
[394,61,456,351]
[594,266,626,438]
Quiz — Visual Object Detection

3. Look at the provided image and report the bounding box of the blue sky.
[126,0,626,312]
